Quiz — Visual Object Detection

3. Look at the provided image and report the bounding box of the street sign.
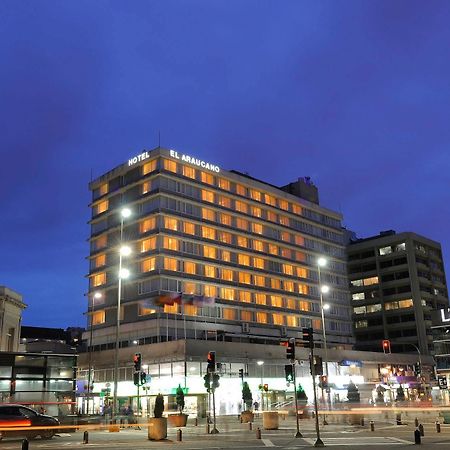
[438,375,448,390]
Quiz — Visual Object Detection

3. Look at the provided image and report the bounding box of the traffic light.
[207,351,216,373]
[140,371,147,385]
[413,363,421,376]
[133,353,142,372]
[239,368,244,381]
[212,373,220,389]
[311,355,323,376]
[286,339,296,360]
[263,384,269,392]
[133,372,140,386]
[320,375,328,389]
[382,340,391,354]
[204,373,211,392]
[302,327,314,349]
[284,364,294,383]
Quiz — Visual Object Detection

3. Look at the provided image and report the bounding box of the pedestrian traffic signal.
[302,327,314,349]
[286,339,296,360]
[140,371,147,385]
[382,340,391,354]
[212,373,220,389]
[263,384,269,392]
[320,375,328,389]
[284,364,294,383]
[239,368,244,380]
[413,363,421,376]
[207,351,216,372]
[133,353,142,372]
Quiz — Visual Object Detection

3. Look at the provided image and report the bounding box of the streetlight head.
[321,285,330,294]
[119,268,130,279]
[93,292,102,299]
[317,257,327,267]
[121,208,131,218]
[323,303,330,310]
[257,360,264,366]
[120,245,132,256]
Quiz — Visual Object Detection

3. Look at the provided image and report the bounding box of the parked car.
[0,404,59,440]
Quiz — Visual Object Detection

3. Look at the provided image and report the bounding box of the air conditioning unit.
[242,323,250,333]
[280,326,287,337]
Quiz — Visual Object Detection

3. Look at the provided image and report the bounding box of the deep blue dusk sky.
[1,1,449,328]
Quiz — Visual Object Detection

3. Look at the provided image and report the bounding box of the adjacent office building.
[347,231,449,355]
[0,286,26,352]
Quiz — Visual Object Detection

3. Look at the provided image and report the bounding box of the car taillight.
[0,419,31,427]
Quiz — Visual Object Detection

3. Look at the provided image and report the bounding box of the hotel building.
[81,147,356,413]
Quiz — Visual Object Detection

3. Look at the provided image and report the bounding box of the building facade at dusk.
[347,231,449,356]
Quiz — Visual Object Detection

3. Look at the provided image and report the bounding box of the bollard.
[415,417,419,427]
[206,422,210,434]
[194,417,198,426]
[83,430,89,444]
[414,428,421,444]
[419,423,424,437]
[249,422,253,430]
[370,420,375,432]
[177,429,182,442]
[256,427,261,439]
[396,413,402,425]
[436,421,441,433]
[360,417,365,427]
[21,438,29,450]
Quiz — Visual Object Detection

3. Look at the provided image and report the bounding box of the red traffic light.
[382,340,391,354]
[263,384,269,392]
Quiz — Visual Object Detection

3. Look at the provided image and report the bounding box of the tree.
[347,381,360,403]
[154,393,164,418]
[296,384,308,404]
[242,382,253,410]
[176,384,185,413]
[396,385,405,402]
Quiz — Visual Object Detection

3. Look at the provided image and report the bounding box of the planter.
[148,417,167,440]
[263,411,279,430]
[241,411,254,423]
[168,413,189,427]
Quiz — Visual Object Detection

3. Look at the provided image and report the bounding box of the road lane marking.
[262,438,276,446]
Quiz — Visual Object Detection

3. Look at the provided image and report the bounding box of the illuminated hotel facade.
[81,147,359,414]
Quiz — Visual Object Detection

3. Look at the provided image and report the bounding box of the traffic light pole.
[311,345,324,447]
[292,362,302,438]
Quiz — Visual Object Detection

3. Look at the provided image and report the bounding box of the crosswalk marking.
[262,438,276,447]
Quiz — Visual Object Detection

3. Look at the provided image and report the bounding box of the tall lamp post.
[317,257,332,413]
[87,291,102,414]
[112,207,132,418]
[257,361,264,410]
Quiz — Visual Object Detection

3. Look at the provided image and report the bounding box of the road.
[1,415,449,449]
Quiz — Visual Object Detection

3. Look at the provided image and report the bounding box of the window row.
[353,298,413,314]
[350,276,378,287]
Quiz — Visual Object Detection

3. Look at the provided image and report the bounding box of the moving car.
[0,404,59,440]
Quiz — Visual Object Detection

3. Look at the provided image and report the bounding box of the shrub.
[154,393,164,418]
[242,382,253,410]
[176,384,185,413]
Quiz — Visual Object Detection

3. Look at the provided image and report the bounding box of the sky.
[1,0,449,328]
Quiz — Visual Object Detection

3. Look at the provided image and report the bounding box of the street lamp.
[257,361,264,410]
[112,208,132,418]
[87,291,102,414]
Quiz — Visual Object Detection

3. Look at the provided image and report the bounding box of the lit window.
[92,310,105,325]
[239,291,251,303]
[140,217,156,233]
[251,206,262,217]
[279,216,290,227]
[353,306,366,314]
[238,254,250,266]
[279,199,289,211]
[299,301,310,311]
[367,304,382,313]
[271,295,282,307]
[351,279,363,287]
[184,261,196,274]
[280,231,290,242]
[295,251,306,262]
[236,184,246,196]
[255,294,266,305]
[352,293,365,301]
[296,267,307,278]
[141,236,156,252]
[163,237,178,251]
[164,217,178,231]
[93,235,107,250]
[221,288,235,300]
[283,264,294,275]
[222,269,234,281]
[271,279,281,289]
[254,275,265,287]
[292,204,301,215]
[268,244,278,255]
[184,222,195,235]
[98,183,108,196]
[139,303,156,316]
[235,201,248,214]
[236,218,248,230]
[218,231,232,244]
[379,246,393,256]
[201,172,214,185]
[398,299,414,309]
[220,213,232,226]
[218,178,230,190]
[201,190,215,203]
[202,208,215,221]
[218,196,231,208]
[184,305,198,316]
[264,194,276,206]
[141,257,156,272]
[267,211,277,222]
[312,319,321,330]
[91,272,106,287]
[294,235,304,246]
[284,281,294,292]
[164,304,178,314]
[203,246,217,259]
[253,240,264,252]
[221,250,231,262]
[142,159,157,175]
[239,272,251,284]
[273,313,284,325]
[163,257,177,271]
[223,308,236,320]
[363,276,379,286]
[182,165,196,179]
[281,248,291,258]
[256,312,268,324]
[298,284,308,295]
[355,320,368,329]
[237,236,248,248]
[252,223,263,234]
[286,298,296,309]
[93,254,106,268]
[202,226,216,240]
[204,285,217,297]
[142,180,151,194]
[396,243,406,252]
[241,310,252,322]
[204,265,216,278]
[250,189,262,201]
[163,159,177,172]
[286,315,297,327]
[183,282,197,295]
[94,200,108,215]
[253,257,264,269]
